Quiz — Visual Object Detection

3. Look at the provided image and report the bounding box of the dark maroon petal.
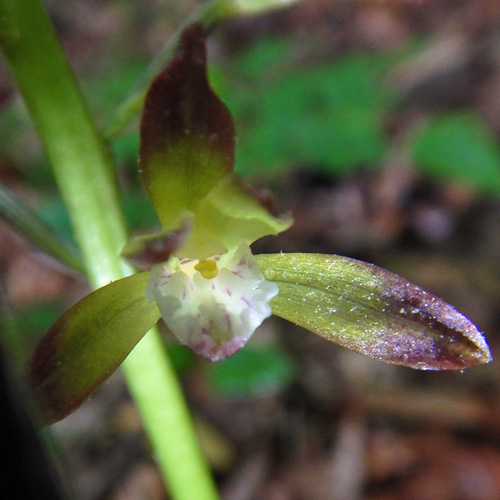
[121,217,192,270]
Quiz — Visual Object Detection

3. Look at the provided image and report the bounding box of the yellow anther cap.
[194,258,219,279]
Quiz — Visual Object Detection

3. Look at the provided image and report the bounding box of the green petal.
[28,272,160,424]
[140,23,235,230]
[257,253,492,370]
[182,174,293,258]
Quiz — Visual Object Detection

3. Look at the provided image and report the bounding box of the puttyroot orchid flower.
[29,24,492,425]
[145,243,279,362]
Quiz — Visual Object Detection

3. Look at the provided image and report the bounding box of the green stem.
[0,1,219,499]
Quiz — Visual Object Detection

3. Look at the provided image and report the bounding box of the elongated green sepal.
[140,23,234,231]
[139,22,293,259]
[257,253,492,370]
[28,272,160,424]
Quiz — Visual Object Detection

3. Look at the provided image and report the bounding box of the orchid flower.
[29,23,492,425]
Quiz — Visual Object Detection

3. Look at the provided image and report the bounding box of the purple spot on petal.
[241,297,252,308]
[189,335,247,362]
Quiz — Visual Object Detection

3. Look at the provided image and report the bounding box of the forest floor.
[2,0,500,499]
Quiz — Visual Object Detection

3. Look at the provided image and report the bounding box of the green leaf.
[411,112,500,195]
[231,37,292,80]
[257,253,492,370]
[140,23,235,230]
[28,272,160,424]
[16,303,62,337]
[212,48,398,177]
[210,345,295,398]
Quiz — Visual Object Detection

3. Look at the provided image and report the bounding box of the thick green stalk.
[0,1,219,499]
[0,5,126,284]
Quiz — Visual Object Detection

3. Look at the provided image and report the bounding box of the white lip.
[145,243,279,361]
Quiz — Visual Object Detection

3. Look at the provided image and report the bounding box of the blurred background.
[1,0,500,499]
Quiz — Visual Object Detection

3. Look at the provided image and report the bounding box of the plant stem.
[0,3,127,284]
[0,1,219,499]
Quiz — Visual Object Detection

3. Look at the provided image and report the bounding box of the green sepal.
[28,272,160,425]
[182,174,293,258]
[257,253,492,371]
[140,23,235,231]
[139,23,293,258]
